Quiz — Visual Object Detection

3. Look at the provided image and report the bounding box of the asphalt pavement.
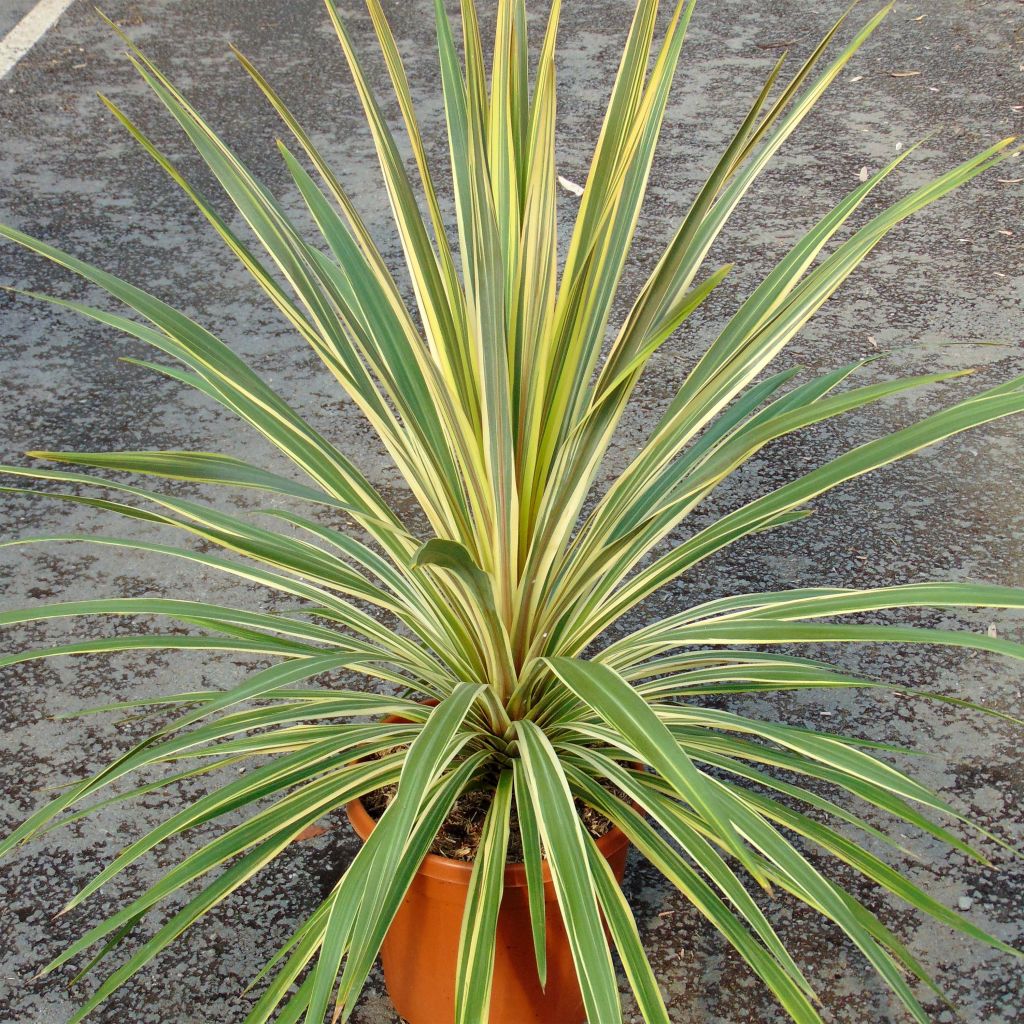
[1,2,1022,1022]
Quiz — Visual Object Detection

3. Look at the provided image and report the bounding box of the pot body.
[346,797,629,1024]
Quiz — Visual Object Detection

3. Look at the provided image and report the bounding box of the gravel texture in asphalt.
[1,1,1022,1022]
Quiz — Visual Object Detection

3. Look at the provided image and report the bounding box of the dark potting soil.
[362,778,618,863]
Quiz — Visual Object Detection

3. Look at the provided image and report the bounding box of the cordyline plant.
[1,0,1022,1021]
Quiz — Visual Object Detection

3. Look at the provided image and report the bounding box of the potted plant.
[1,0,1022,1021]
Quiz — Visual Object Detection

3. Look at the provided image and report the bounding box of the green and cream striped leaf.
[564,765,822,1023]
[515,719,622,1024]
[511,756,548,988]
[309,683,484,1023]
[454,769,513,1024]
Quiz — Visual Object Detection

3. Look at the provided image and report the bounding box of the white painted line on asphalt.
[0,0,77,81]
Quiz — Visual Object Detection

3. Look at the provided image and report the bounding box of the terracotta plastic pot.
[345,709,631,1024]
[346,797,628,1024]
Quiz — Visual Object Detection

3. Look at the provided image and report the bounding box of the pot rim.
[345,791,629,886]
